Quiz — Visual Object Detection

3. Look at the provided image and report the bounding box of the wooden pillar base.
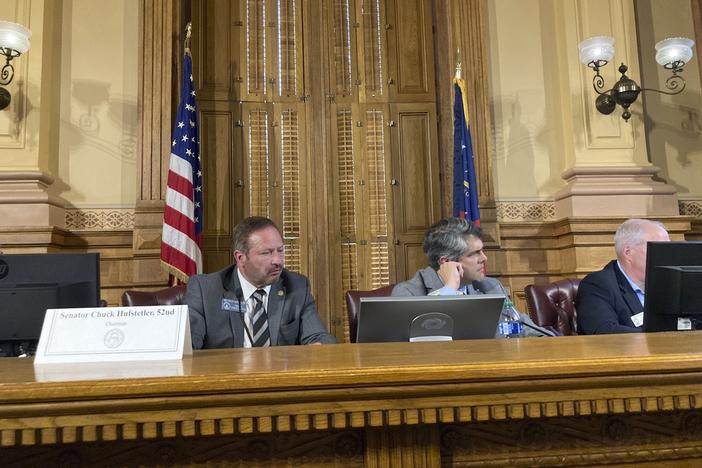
[0,171,65,229]
[555,166,678,219]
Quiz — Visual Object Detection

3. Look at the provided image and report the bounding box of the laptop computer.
[356,294,506,343]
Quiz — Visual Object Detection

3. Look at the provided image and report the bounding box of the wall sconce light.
[0,20,31,111]
[579,36,695,121]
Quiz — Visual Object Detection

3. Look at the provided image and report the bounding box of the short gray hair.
[423,217,483,269]
[614,218,667,257]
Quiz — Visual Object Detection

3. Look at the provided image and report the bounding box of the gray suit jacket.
[186,265,336,349]
[392,266,507,296]
[392,266,545,337]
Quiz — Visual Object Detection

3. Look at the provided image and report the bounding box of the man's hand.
[307,341,323,346]
[437,261,463,290]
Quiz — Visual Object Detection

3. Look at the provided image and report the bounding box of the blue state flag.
[453,79,480,224]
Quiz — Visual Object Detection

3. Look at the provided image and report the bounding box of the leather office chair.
[345,284,395,343]
[524,279,580,336]
[121,285,187,306]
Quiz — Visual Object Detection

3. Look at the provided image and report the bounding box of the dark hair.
[232,217,280,254]
[423,217,483,269]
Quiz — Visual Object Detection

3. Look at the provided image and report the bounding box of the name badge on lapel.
[221,298,243,312]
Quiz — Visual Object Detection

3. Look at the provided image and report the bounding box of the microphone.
[234,288,254,344]
[519,320,557,337]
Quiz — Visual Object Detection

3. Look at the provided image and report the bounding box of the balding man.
[575,219,670,334]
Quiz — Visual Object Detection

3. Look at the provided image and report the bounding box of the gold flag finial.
[184,22,192,56]
[455,47,462,80]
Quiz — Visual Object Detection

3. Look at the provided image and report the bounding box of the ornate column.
[554,0,678,218]
[0,0,66,233]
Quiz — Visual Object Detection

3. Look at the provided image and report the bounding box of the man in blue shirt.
[576,219,670,334]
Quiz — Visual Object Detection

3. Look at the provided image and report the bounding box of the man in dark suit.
[186,217,335,349]
[576,219,670,334]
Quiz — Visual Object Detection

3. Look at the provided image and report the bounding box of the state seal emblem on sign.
[104,328,125,348]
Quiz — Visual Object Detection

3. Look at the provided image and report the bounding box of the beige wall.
[487,0,569,200]
[487,0,702,208]
[0,0,138,209]
[57,0,139,207]
[637,0,702,200]
[4,0,698,215]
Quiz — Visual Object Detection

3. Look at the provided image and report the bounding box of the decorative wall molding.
[496,200,556,221]
[680,200,702,218]
[65,208,135,231]
[441,411,702,466]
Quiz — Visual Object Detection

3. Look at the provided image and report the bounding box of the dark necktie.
[250,289,271,347]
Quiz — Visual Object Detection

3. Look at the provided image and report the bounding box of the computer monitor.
[355,294,505,343]
[0,253,100,356]
[644,241,702,333]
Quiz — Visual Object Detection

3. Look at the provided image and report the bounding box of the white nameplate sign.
[34,305,192,364]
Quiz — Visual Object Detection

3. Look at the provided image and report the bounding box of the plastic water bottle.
[498,298,524,338]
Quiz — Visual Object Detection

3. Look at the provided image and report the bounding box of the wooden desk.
[2,332,702,466]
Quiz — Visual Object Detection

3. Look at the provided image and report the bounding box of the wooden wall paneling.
[193,0,241,272]
[386,0,435,102]
[356,0,389,104]
[331,103,361,286]
[238,0,273,102]
[328,0,358,104]
[198,102,237,272]
[194,0,237,102]
[134,0,184,270]
[241,102,275,220]
[330,103,359,341]
[272,0,305,101]
[324,0,357,335]
[274,102,308,274]
[358,104,394,289]
[390,103,440,282]
[303,0,336,337]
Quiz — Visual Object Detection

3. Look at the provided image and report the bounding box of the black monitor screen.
[643,241,702,333]
[0,253,100,355]
[356,294,506,343]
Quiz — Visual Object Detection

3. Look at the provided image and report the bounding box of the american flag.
[161,52,203,279]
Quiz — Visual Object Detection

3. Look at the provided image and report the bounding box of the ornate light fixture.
[579,36,695,121]
[0,20,31,111]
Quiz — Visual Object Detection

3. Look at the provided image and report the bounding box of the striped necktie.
[250,289,271,347]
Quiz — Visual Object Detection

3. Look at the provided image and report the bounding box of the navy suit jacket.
[575,260,643,334]
[185,265,336,349]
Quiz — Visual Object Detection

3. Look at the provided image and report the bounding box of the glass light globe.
[655,37,694,66]
[578,36,615,65]
[0,20,31,54]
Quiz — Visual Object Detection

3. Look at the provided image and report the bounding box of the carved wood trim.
[2,374,702,446]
